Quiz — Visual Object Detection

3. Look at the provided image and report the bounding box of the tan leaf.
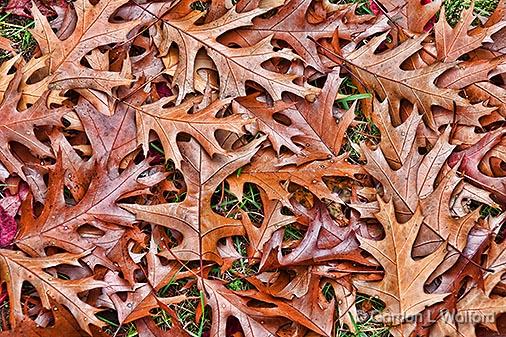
[0,71,67,179]
[435,3,506,62]
[354,198,449,323]
[122,137,264,264]
[346,33,486,128]
[0,249,106,334]
[154,0,319,102]
[228,148,364,206]
[136,95,254,168]
[15,0,137,106]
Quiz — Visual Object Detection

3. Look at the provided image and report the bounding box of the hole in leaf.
[77,224,105,238]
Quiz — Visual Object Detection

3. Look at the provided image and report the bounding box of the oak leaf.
[448,128,506,206]
[241,190,295,260]
[281,70,358,163]
[219,0,374,71]
[201,277,333,336]
[260,200,369,270]
[227,148,364,206]
[236,69,358,165]
[354,198,449,323]
[107,236,188,323]
[435,3,506,62]
[0,249,106,334]
[135,95,254,169]
[346,33,489,128]
[0,71,67,179]
[15,152,165,262]
[360,119,454,220]
[0,302,106,337]
[122,137,264,264]
[15,0,137,106]
[371,0,441,33]
[358,107,491,253]
[154,0,319,102]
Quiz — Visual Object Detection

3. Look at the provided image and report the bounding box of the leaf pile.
[0,0,505,336]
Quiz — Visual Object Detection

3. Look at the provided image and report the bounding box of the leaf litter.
[0,0,505,336]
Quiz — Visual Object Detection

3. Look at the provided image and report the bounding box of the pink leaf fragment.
[0,205,16,248]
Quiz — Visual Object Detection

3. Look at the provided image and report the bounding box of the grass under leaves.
[0,13,35,61]
[445,0,500,26]
[0,0,502,336]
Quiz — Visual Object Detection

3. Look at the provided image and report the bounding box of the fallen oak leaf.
[345,33,489,129]
[135,95,254,170]
[280,70,359,164]
[369,0,441,33]
[200,278,286,337]
[356,117,487,253]
[435,2,506,62]
[13,0,137,107]
[0,302,108,337]
[107,235,189,324]
[241,190,295,261]
[122,137,265,264]
[448,128,506,206]
[429,267,506,337]
[219,0,375,72]
[359,122,455,221]
[154,0,319,102]
[0,249,107,335]
[246,270,335,336]
[234,94,303,155]
[227,147,365,207]
[260,200,370,271]
[0,70,68,180]
[354,198,449,325]
[369,98,422,170]
[201,277,333,337]
[15,151,165,265]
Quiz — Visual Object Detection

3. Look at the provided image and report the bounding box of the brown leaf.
[219,0,374,71]
[0,302,107,337]
[0,249,106,334]
[14,0,136,106]
[242,190,295,260]
[135,96,254,169]
[435,3,506,62]
[346,33,487,128]
[449,128,506,206]
[371,0,441,33]
[201,279,287,336]
[227,148,364,206]
[354,198,449,325]
[361,122,455,221]
[0,71,67,179]
[154,0,319,102]
[15,152,165,263]
[260,200,368,270]
[122,137,264,264]
[370,98,422,170]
